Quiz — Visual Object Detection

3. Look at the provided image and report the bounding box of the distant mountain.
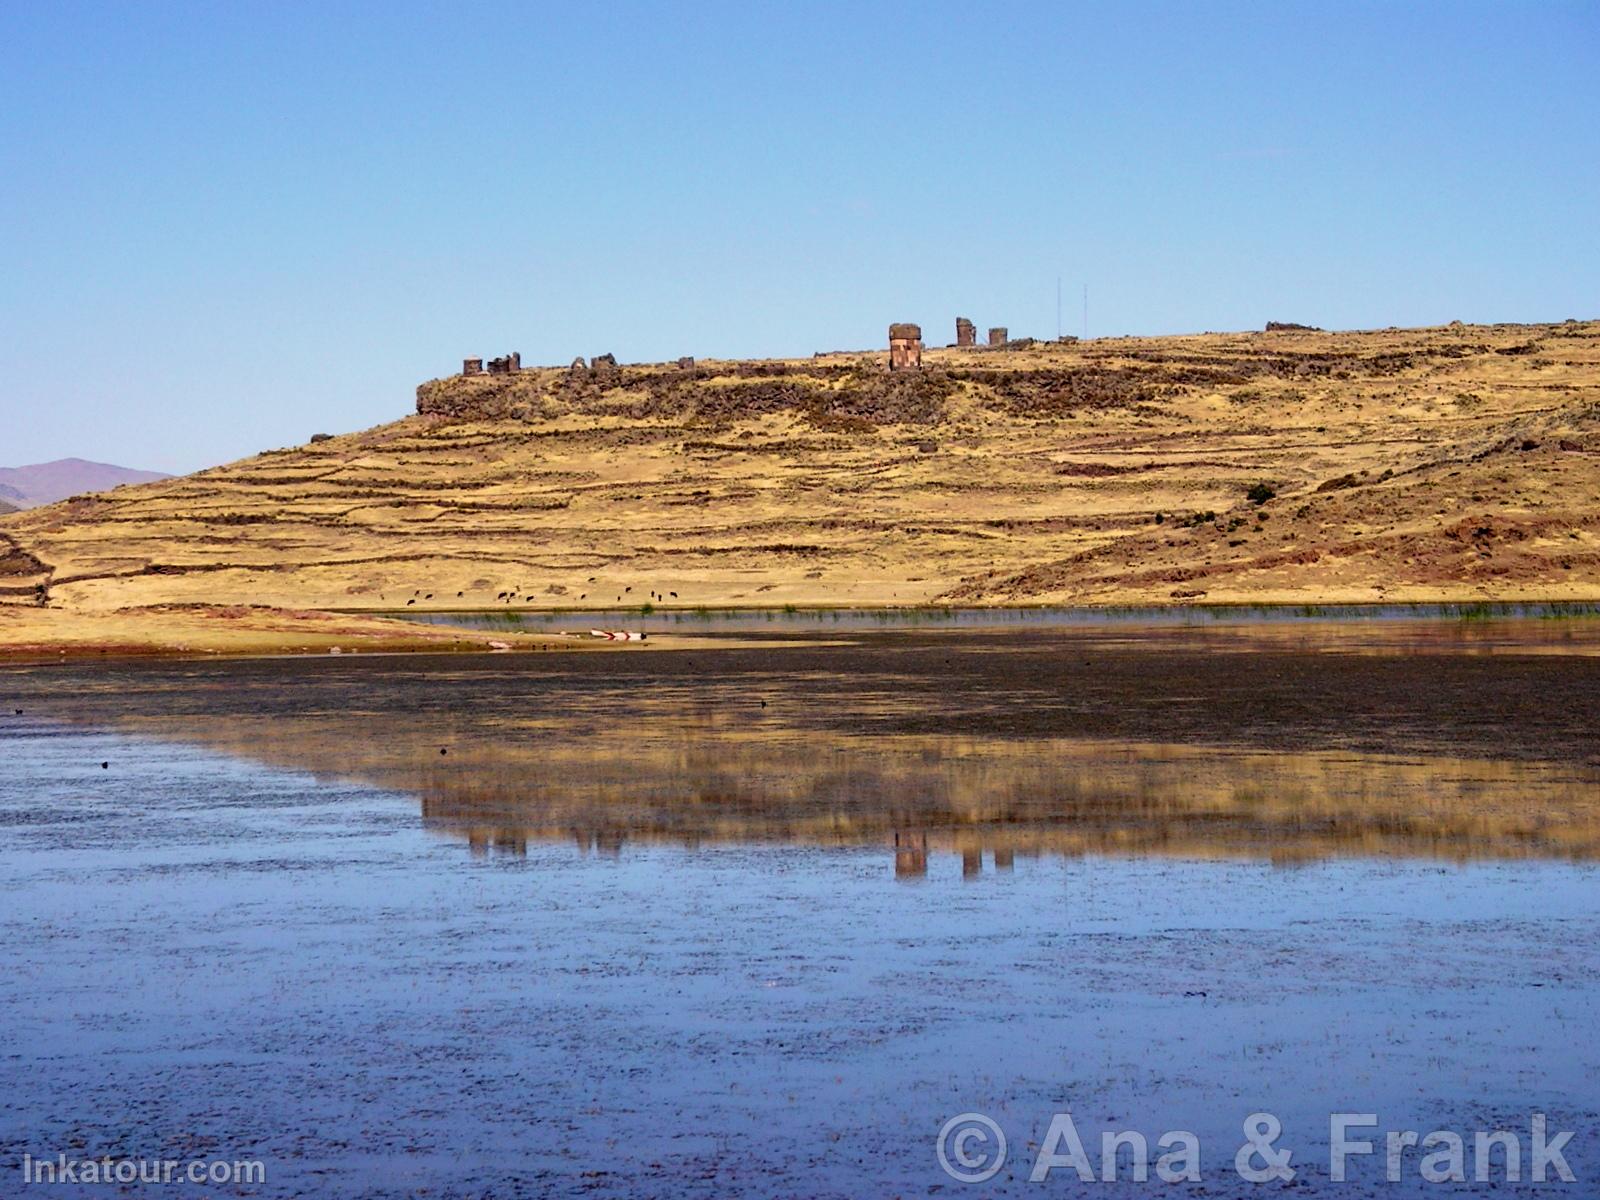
[0,498,17,515]
[0,458,170,509]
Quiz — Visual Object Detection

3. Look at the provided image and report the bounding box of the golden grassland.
[3,319,1598,655]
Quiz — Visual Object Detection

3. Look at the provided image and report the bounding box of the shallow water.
[2,626,1597,1196]
[396,599,1600,636]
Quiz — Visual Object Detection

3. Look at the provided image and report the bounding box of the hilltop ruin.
[888,323,922,370]
[462,353,522,376]
[431,313,1021,413]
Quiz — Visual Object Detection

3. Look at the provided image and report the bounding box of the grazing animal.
[625,586,632,593]
[425,594,433,599]
[670,591,678,598]
[407,599,415,605]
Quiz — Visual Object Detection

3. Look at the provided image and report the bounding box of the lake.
[2,621,1597,1196]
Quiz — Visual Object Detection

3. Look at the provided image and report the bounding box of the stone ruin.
[676,356,696,370]
[566,353,622,386]
[886,316,1023,364]
[955,316,1019,349]
[888,323,923,370]
[463,353,521,376]
[1265,321,1323,333]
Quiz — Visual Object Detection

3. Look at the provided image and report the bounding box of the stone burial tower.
[888,323,923,370]
[955,317,976,347]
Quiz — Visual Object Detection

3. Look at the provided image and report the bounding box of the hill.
[0,458,170,510]
[2,320,1598,652]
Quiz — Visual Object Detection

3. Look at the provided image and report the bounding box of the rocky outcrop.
[416,373,548,420]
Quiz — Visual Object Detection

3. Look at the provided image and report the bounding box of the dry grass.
[0,605,610,660]
[2,319,1598,654]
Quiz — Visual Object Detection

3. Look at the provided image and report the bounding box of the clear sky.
[2,1,1595,473]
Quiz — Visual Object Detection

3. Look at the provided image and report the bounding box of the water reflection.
[10,625,1600,875]
[82,708,1600,869]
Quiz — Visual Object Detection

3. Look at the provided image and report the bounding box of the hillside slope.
[3,321,1598,621]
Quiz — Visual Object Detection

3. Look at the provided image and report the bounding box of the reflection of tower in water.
[468,830,528,857]
[574,830,625,857]
[893,830,927,879]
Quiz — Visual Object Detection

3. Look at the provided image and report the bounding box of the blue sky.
[1,1,1595,473]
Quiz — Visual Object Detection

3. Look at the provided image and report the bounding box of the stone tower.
[955,317,976,347]
[888,323,923,370]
